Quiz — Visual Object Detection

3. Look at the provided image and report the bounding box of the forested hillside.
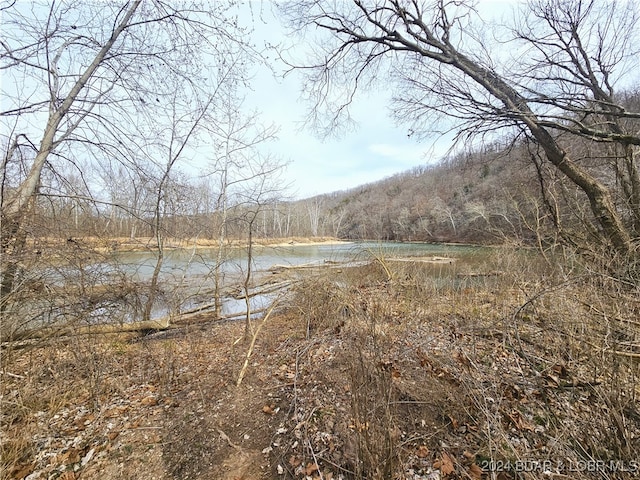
[11,139,552,245]
[15,111,638,252]
[291,87,640,252]
[289,141,539,244]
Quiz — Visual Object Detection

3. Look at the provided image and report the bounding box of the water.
[110,241,486,282]
[105,241,493,318]
[22,241,494,327]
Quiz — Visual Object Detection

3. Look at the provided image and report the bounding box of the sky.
[237,0,521,199]
[0,0,521,201]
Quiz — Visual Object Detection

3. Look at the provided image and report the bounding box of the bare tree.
[141,92,217,323]
[0,0,253,335]
[205,74,280,317]
[234,156,286,340]
[282,0,640,263]
[307,196,323,237]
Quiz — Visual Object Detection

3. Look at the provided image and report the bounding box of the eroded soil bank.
[34,236,350,254]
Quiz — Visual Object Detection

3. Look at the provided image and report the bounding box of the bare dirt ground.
[2,261,640,480]
[3,315,292,480]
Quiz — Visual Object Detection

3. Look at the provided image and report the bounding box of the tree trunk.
[1,0,142,306]
[451,53,632,256]
[243,224,254,340]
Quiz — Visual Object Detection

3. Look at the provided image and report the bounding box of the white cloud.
[234,3,464,199]
[368,143,426,164]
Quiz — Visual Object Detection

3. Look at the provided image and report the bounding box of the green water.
[20,241,509,326]
[111,241,492,282]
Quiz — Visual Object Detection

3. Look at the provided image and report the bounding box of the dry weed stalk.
[281,245,639,479]
[236,296,281,387]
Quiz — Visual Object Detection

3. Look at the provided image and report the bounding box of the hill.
[288,140,543,245]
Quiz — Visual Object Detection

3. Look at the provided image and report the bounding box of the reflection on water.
[220,293,278,319]
[109,241,496,321]
[111,241,488,282]
[26,242,496,327]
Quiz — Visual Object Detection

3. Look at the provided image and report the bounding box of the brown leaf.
[11,464,35,479]
[503,384,522,400]
[74,413,95,430]
[416,445,429,458]
[289,455,302,467]
[62,447,81,464]
[545,374,560,387]
[448,415,459,429]
[440,452,455,476]
[552,364,568,377]
[105,405,129,418]
[75,413,95,427]
[463,450,475,460]
[468,463,483,479]
[305,462,319,475]
[124,419,140,429]
[506,410,535,431]
[262,404,275,415]
[73,422,86,431]
[141,395,158,406]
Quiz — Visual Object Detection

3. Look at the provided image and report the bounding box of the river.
[112,241,488,281]
[107,241,494,319]
[12,241,499,332]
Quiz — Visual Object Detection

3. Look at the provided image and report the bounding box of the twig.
[578,300,640,328]
[217,428,241,450]
[236,298,280,387]
[314,454,357,476]
[269,261,328,270]
[607,350,640,358]
[172,305,270,323]
[388,400,435,405]
[1,307,272,349]
[306,439,325,480]
[554,381,602,389]
[544,323,640,358]
[231,280,296,299]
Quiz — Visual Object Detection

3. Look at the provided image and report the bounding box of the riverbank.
[29,236,349,253]
[2,256,639,480]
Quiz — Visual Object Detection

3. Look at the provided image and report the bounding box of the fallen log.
[386,256,456,264]
[1,306,275,349]
[457,270,505,278]
[1,317,170,348]
[268,261,325,271]
[2,277,297,347]
[231,280,295,299]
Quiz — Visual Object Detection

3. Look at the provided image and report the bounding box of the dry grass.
[28,235,346,253]
[277,248,640,479]
[1,330,181,480]
[2,247,639,479]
